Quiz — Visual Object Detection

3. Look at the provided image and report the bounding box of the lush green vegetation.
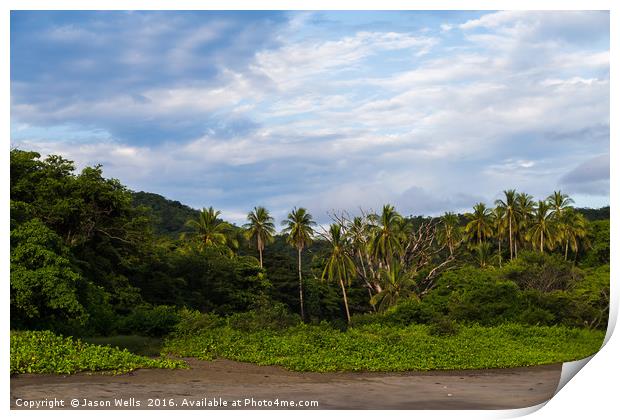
[10,149,609,374]
[10,330,186,374]
[163,313,603,372]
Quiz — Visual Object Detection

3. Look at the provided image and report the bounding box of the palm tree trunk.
[565,240,569,260]
[498,237,502,267]
[298,247,305,321]
[540,231,544,253]
[257,237,264,268]
[339,278,351,325]
[509,218,513,260]
[358,249,368,281]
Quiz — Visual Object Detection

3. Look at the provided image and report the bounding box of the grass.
[163,322,605,372]
[11,330,187,375]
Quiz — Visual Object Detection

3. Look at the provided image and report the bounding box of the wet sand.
[10,358,562,410]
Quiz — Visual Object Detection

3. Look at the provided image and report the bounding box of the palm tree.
[547,191,576,257]
[243,206,275,268]
[548,190,574,219]
[491,206,506,266]
[495,190,518,259]
[184,206,235,253]
[282,207,316,320]
[515,192,535,257]
[370,204,404,267]
[370,260,416,312]
[465,202,492,246]
[322,224,357,324]
[528,200,557,253]
[559,209,588,261]
[439,212,460,257]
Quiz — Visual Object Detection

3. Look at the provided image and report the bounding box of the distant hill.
[132,190,609,237]
[576,206,610,221]
[131,191,199,237]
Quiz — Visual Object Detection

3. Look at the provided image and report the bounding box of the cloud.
[459,11,609,45]
[396,186,484,216]
[10,11,610,222]
[559,155,610,196]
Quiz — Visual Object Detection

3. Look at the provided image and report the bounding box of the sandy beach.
[11,358,562,410]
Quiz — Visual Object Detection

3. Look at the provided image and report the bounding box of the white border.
[3,2,616,420]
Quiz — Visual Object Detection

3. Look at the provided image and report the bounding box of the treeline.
[10,149,610,337]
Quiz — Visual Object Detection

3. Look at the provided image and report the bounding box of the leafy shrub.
[173,308,224,336]
[352,263,608,331]
[501,251,580,292]
[448,280,520,325]
[383,298,438,325]
[517,265,609,329]
[227,302,301,332]
[350,312,384,327]
[11,330,186,374]
[428,316,459,336]
[10,219,86,328]
[571,265,610,329]
[517,307,556,326]
[116,305,180,337]
[581,220,609,267]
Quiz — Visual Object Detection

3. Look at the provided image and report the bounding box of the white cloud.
[251,31,436,89]
[12,11,610,219]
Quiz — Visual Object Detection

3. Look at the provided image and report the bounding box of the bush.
[116,305,180,337]
[10,219,86,328]
[355,264,608,331]
[227,302,301,332]
[581,220,609,267]
[517,307,556,326]
[428,316,459,336]
[448,280,521,325]
[11,330,186,374]
[501,251,580,292]
[173,308,224,336]
[383,298,438,325]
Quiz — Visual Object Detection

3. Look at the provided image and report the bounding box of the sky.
[10,10,610,225]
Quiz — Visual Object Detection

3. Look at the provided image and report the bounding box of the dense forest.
[10,149,610,373]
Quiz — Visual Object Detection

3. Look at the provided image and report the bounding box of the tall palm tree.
[528,200,557,253]
[495,190,518,259]
[370,204,404,267]
[439,212,460,257]
[322,224,357,324]
[491,206,506,267]
[515,192,535,257]
[184,206,234,253]
[282,207,316,320]
[243,206,275,268]
[547,191,575,257]
[465,202,492,246]
[548,190,574,219]
[559,208,588,261]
